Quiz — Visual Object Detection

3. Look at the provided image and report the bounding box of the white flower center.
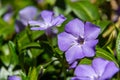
[42,22,52,29]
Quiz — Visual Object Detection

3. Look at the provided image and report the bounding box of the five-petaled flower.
[8,76,21,80]
[71,58,119,80]
[28,10,66,36]
[58,18,100,66]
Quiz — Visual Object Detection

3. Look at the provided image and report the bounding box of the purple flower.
[15,6,37,33]
[58,19,100,65]
[71,58,119,80]
[3,5,13,22]
[28,10,66,36]
[3,13,13,22]
[8,76,21,80]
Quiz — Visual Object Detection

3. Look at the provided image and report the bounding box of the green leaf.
[0,6,7,17]
[20,42,40,50]
[0,35,3,46]
[0,18,14,39]
[8,41,19,66]
[28,67,37,80]
[79,58,92,65]
[32,30,44,40]
[67,1,100,21]
[96,47,118,67]
[95,20,111,33]
[116,31,120,64]
[17,29,44,48]
[28,66,44,80]
[46,0,56,5]
[0,44,11,66]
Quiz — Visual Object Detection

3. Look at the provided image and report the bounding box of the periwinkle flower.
[58,19,100,65]
[15,6,37,33]
[28,10,66,36]
[2,5,13,22]
[3,13,13,22]
[71,58,119,80]
[8,76,21,80]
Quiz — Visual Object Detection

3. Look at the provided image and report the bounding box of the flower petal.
[65,45,84,64]
[19,6,37,25]
[40,10,54,23]
[82,44,95,57]
[84,22,100,40]
[84,40,98,48]
[15,20,25,33]
[71,77,91,80]
[51,14,66,26]
[3,13,12,22]
[69,61,78,69]
[29,21,46,30]
[92,58,109,77]
[74,65,97,79]
[8,76,21,80]
[100,62,119,80]
[58,32,76,51]
[65,18,84,37]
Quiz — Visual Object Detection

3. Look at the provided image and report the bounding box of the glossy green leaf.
[0,44,11,66]
[28,66,43,80]
[17,29,44,48]
[79,58,92,65]
[8,41,19,66]
[96,47,118,67]
[116,31,120,64]
[20,42,40,50]
[67,1,100,21]
[28,67,37,80]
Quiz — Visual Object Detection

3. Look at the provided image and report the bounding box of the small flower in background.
[29,10,66,36]
[58,19,100,66]
[110,0,120,22]
[8,76,21,80]
[71,58,119,80]
[15,6,37,33]
[2,5,13,22]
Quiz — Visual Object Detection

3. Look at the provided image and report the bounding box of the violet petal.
[74,65,97,78]
[84,40,98,48]
[65,45,84,64]
[65,18,84,37]
[84,22,100,40]
[52,14,66,26]
[71,77,90,80]
[92,58,109,77]
[82,44,95,57]
[70,61,78,69]
[40,10,54,24]
[58,32,76,51]
[19,6,37,25]
[29,21,46,30]
[8,76,21,80]
[100,62,119,80]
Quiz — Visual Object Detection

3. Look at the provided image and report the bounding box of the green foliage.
[79,58,92,65]
[0,0,119,80]
[96,47,118,67]
[8,41,19,66]
[116,31,120,65]
[95,20,111,33]
[66,0,100,21]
